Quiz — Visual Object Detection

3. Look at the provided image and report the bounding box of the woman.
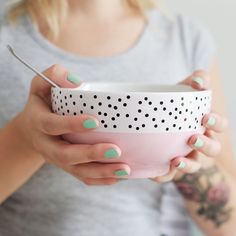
[0,0,235,235]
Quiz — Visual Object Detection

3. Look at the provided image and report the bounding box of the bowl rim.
[51,83,212,96]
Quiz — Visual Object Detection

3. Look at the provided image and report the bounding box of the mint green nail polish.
[115,170,129,177]
[207,117,216,126]
[192,77,204,86]
[83,119,98,129]
[68,73,81,85]
[104,148,119,159]
[177,161,187,169]
[194,137,204,148]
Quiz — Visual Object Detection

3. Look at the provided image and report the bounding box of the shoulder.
[154,10,217,71]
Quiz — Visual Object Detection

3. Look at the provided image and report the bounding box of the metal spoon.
[6,45,59,88]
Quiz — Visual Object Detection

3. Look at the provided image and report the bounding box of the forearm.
[0,114,45,203]
[174,157,236,236]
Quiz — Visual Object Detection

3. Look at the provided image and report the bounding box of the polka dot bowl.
[51,82,212,178]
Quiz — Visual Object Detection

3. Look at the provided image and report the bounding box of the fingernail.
[192,77,204,86]
[176,161,187,169]
[115,169,129,177]
[83,119,98,129]
[207,117,216,126]
[194,137,204,148]
[67,73,81,85]
[104,148,120,159]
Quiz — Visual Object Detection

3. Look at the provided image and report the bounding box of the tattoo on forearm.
[174,165,232,227]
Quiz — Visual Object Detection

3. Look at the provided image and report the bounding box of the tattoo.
[174,165,232,227]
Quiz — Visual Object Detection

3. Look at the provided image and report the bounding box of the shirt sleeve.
[177,15,218,72]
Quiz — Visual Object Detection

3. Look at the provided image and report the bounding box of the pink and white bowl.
[51,83,212,178]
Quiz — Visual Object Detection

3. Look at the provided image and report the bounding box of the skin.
[0,0,236,235]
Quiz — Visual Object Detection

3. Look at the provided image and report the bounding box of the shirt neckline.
[23,11,158,64]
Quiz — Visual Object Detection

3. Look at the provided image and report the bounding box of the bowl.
[51,83,212,178]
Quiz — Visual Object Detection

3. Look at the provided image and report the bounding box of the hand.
[18,64,130,186]
[151,70,228,183]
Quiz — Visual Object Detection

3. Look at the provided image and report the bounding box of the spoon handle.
[6,45,59,88]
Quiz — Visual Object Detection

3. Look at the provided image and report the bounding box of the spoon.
[6,45,59,88]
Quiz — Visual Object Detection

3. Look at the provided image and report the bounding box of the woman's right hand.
[18,65,130,186]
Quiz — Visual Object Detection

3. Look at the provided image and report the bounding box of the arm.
[174,60,236,236]
[0,114,45,204]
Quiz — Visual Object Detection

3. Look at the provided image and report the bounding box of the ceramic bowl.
[51,82,212,178]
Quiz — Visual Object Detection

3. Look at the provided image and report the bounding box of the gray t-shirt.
[0,8,216,236]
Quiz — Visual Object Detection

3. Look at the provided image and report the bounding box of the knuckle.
[87,144,100,161]
[57,145,71,165]
[41,116,54,134]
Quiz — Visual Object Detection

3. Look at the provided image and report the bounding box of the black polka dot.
[185,109,188,112]
[80,95,83,99]
[145,114,149,117]
[60,99,62,103]
[83,103,86,107]
[65,103,68,106]
[181,97,184,101]
[111,117,115,121]
[174,116,178,120]
[116,113,120,117]
[161,119,165,123]
[114,106,118,110]
[64,96,67,100]
[104,113,108,116]
[154,107,158,111]
[142,124,146,128]
[134,117,138,121]
[126,114,129,118]
[98,111,102,115]
[138,109,142,113]
[138,101,142,105]
[94,95,97,99]
[101,120,105,124]
[136,127,140,130]
[104,124,108,128]
[179,111,182,114]
[113,125,117,128]
[189,125,192,129]
[152,118,156,122]
[127,95,131,99]
[198,106,200,110]
[169,112,172,116]
[128,125,132,128]
[170,99,174,103]
[70,94,72,98]
[184,118,187,121]
[108,104,112,108]
[181,103,184,106]
[59,91,61,94]
[123,103,127,107]
[91,106,94,109]
[179,127,182,130]
[80,110,83,114]
[144,97,148,101]
[118,98,122,102]
[154,124,158,128]
[67,110,70,113]
[61,105,63,109]
[173,124,176,127]
[163,107,166,111]
[166,128,169,131]
[160,101,164,105]
[62,112,65,116]
[73,112,77,115]
[73,101,76,105]
[98,102,102,106]
[107,96,111,100]
[148,101,152,105]
[175,107,178,111]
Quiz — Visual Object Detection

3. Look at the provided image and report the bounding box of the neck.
[68,0,133,20]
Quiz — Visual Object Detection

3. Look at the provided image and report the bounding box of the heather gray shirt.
[0,8,216,236]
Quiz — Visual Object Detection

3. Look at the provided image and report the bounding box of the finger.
[80,177,122,186]
[70,163,131,179]
[171,156,201,174]
[202,113,228,133]
[188,134,222,157]
[150,165,177,183]
[30,64,81,102]
[180,70,210,90]
[29,94,100,135]
[36,134,122,165]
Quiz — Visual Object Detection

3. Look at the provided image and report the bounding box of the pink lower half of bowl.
[63,131,202,179]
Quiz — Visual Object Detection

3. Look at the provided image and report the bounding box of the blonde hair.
[8,0,157,39]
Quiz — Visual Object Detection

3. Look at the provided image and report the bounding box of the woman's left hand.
[151,70,228,183]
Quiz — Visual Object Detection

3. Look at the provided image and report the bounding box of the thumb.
[30,64,81,99]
